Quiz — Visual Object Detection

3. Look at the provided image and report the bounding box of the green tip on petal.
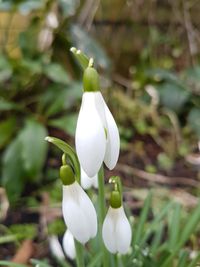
[83,67,100,92]
[110,191,122,209]
[60,165,75,185]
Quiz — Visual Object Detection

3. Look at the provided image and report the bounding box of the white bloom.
[62,230,76,260]
[62,181,97,244]
[102,206,132,254]
[81,167,98,190]
[49,235,65,259]
[76,92,120,177]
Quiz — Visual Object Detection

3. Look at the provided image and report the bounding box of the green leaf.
[0,117,16,148]
[168,203,181,251]
[157,82,190,113]
[161,201,200,267]
[44,63,70,85]
[19,120,48,179]
[48,114,78,136]
[151,223,164,255]
[2,136,25,203]
[141,201,173,246]
[177,250,189,267]
[70,25,110,70]
[0,98,21,111]
[88,253,102,267]
[40,82,82,117]
[188,108,200,138]
[133,192,152,246]
[45,136,80,181]
[0,261,28,267]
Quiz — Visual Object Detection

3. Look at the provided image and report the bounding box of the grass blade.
[133,192,152,246]
[168,203,181,250]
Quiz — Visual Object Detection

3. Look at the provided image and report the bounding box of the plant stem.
[98,165,109,267]
[75,240,85,267]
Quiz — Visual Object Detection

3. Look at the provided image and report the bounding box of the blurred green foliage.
[0,0,109,204]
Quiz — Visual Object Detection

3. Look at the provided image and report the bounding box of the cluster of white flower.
[61,65,132,259]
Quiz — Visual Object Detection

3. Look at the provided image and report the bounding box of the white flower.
[75,91,120,177]
[62,230,76,260]
[102,206,132,254]
[62,181,97,244]
[49,235,65,259]
[81,167,98,190]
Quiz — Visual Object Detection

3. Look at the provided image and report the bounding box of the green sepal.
[45,136,80,183]
[110,190,122,209]
[83,67,100,92]
[60,165,75,185]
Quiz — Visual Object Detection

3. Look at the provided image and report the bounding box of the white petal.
[62,230,76,260]
[96,93,120,169]
[115,207,132,254]
[81,167,98,189]
[62,183,91,244]
[77,182,98,238]
[102,207,117,253]
[103,101,120,169]
[75,92,106,177]
[49,235,65,259]
[81,167,95,190]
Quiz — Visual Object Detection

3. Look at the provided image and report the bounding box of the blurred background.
[0,0,200,265]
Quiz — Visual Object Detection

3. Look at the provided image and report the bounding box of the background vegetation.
[0,0,200,266]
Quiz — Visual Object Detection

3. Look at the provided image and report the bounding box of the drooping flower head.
[60,164,97,244]
[102,178,132,254]
[75,66,120,177]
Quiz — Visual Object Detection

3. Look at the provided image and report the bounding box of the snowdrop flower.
[81,167,98,190]
[49,235,65,259]
[60,164,97,244]
[102,190,132,254]
[62,229,76,260]
[75,67,120,177]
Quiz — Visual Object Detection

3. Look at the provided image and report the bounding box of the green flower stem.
[98,166,109,267]
[75,240,85,267]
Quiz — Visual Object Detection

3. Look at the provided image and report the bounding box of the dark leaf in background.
[157,83,190,113]
[188,108,200,138]
[184,65,200,82]
[41,82,82,117]
[48,113,78,136]
[2,119,48,203]
[18,0,44,15]
[0,117,16,148]
[58,0,80,17]
[70,25,110,70]
[19,119,48,179]
[0,98,21,111]
[20,58,42,75]
[2,136,25,204]
[145,68,179,84]
[43,63,70,85]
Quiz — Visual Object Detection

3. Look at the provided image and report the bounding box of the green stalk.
[75,240,85,267]
[98,166,109,267]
